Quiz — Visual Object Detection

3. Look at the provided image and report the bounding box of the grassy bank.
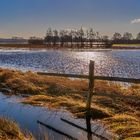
[0,117,34,140]
[0,68,140,139]
[113,44,140,49]
[113,44,140,46]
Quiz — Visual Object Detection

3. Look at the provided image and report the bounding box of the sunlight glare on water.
[0,49,140,78]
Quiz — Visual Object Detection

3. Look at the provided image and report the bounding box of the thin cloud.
[131,18,140,24]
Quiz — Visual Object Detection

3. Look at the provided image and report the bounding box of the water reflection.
[0,93,104,140]
[86,115,92,140]
[0,49,140,78]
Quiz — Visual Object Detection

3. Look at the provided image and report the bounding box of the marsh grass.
[113,44,140,47]
[0,68,140,139]
[0,117,34,140]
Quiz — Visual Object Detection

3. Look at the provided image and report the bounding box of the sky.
[0,0,140,38]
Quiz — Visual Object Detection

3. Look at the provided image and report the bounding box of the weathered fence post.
[86,60,95,114]
[86,60,94,139]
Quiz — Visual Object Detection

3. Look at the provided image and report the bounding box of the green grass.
[0,68,140,139]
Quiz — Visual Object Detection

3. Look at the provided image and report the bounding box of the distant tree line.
[112,32,140,44]
[44,27,109,48]
[28,28,140,48]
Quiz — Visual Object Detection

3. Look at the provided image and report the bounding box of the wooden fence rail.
[37,73,140,84]
[37,72,88,79]
[95,76,140,84]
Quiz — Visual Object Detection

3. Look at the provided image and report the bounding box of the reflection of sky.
[0,93,100,140]
[0,49,140,78]
[0,0,140,38]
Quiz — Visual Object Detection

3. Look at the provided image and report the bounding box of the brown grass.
[0,68,140,139]
[0,117,34,140]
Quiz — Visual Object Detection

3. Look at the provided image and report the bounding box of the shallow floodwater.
[0,49,140,78]
[0,48,135,139]
[0,93,103,140]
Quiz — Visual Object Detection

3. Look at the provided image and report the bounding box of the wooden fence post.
[86,60,94,138]
[86,60,95,114]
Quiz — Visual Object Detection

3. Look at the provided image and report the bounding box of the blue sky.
[0,0,140,38]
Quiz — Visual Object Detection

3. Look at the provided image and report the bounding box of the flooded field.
[0,92,109,140]
[0,48,139,140]
[0,49,140,78]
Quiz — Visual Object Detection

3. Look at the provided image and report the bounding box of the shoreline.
[0,44,140,50]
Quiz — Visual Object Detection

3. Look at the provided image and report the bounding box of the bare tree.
[78,27,84,47]
[69,30,75,47]
[112,32,122,40]
[136,32,140,40]
[72,30,79,47]
[53,29,59,46]
[123,32,133,40]
[95,32,100,41]
[95,32,101,48]
[45,28,53,46]
[87,28,96,48]
[59,30,68,47]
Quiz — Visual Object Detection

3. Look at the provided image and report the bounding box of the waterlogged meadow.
[0,49,140,140]
[0,67,140,139]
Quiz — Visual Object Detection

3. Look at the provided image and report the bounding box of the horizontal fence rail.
[37,72,140,84]
[37,72,88,79]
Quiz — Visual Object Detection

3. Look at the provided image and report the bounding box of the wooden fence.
[37,61,140,139]
[37,60,140,115]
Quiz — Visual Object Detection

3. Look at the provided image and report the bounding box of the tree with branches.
[45,28,53,46]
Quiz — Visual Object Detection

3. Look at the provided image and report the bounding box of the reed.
[0,117,34,140]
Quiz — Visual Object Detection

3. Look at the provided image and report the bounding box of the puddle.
[0,93,105,140]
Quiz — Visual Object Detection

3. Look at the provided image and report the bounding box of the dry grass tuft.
[103,114,140,139]
[0,117,34,140]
